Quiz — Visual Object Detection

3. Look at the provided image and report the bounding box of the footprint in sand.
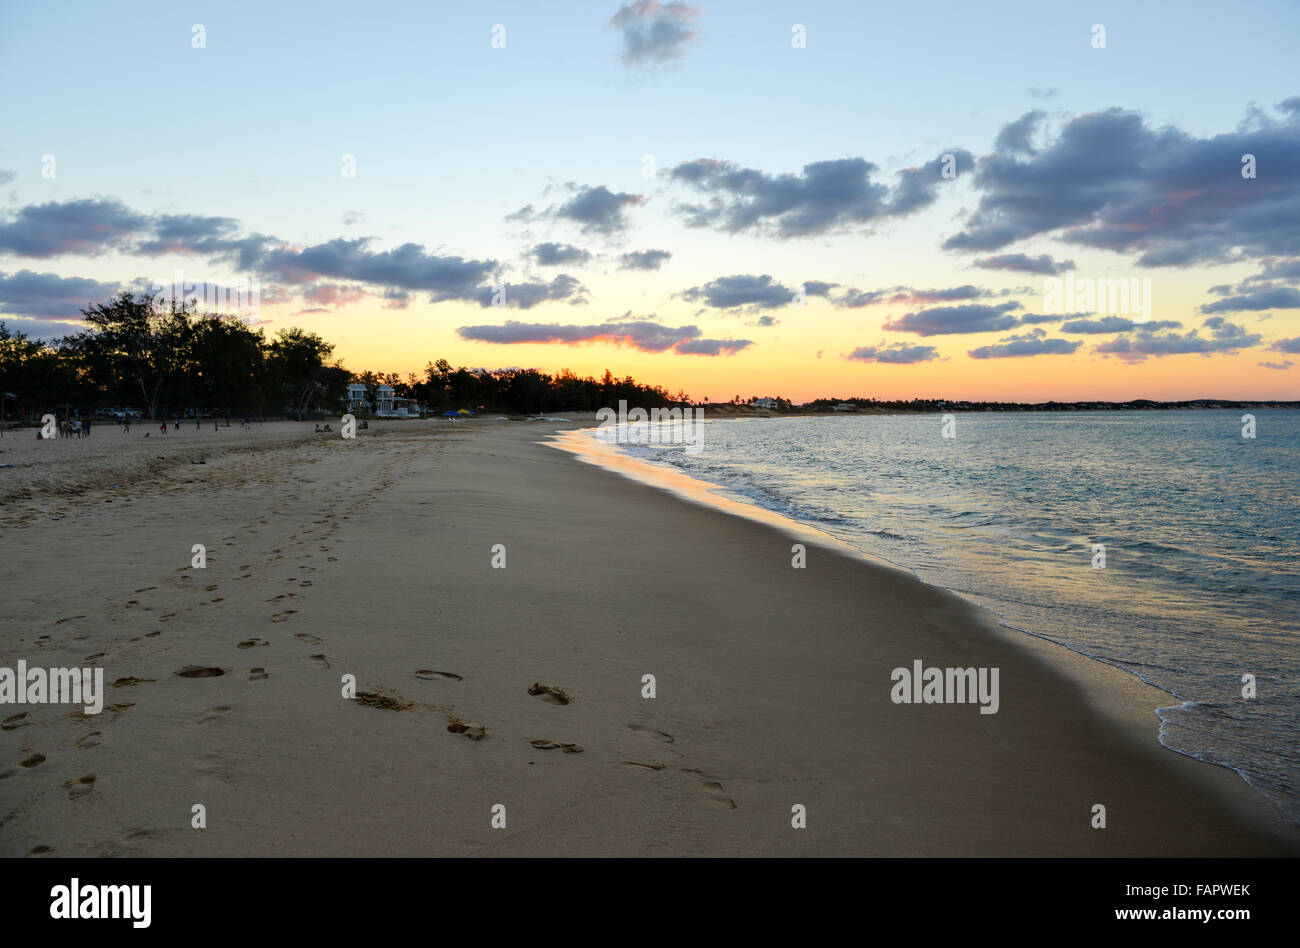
[267,593,298,603]
[54,616,86,625]
[133,588,156,594]
[27,845,53,855]
[621,760,666,771]
[446,718,486,740]
[355,691,408,710]
[293,631,321,644]
[627,724,675,744]
[415,670,463,681]
[271,610,298,623]
[76,732,102,749]
[683,769,736,810]
[237,638,269,649]
[308,654,330,668]
[2,712,32,731]
[249,668,269,681]
[197,706,232,725]
[83,653,105,664]
[203,584,219,592]
[529,740,583,753]
[145,630,161,638]
[528,682,571,705]
[20,753,46,768]
[64,774,96,799]
[112,677,155,688]
[175,666,225,678]
[159,613,178,622]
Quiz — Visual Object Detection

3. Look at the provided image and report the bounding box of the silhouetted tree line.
[0,292,688,422]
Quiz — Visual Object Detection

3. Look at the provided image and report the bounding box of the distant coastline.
[699,399,1300,416]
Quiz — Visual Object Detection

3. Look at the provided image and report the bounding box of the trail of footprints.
[12,443,736,854]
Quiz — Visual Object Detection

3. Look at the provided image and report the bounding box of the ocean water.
[582,410,1300,823]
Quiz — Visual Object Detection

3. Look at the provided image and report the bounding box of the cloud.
[944,103,1300,266]
[619,249,672,270]
[968,328,1081,359]
[0,315,85,341]
[1259,360,1293,369]
[883,301,1023,336]
[1269,336,1300,353]
[669,151,971,238]
[514,184,646,235]
[302,283,368,307]
[456,317,746,355]
[675,338,752,355]
[531,242,592,266]
[1200,286,1300,313]
[1094,317,1263,362]
[1060,316,1182,333]
[1026,87,1058,99]
[610,1,699,66]
[680,273,798,310]
[994,110,1045,155]
[0,198,149,257]
[973,253,1075,276]
[475,274,588,309]
[846,341,940,364]
[258,238,495,301]
[0,269,124,318]
[0,170,16,185]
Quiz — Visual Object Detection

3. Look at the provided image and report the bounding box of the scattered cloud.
[1259,360,1293,369]
[610,1,700,67]
[973,253,1074,276]
[474,274,588,309]
[883,301,1023,336]
[846,341,940,364]
[1060,316,1182,333]
[1094,317,1263,362]
[680,273,798,310]
[0,269,124,318]
[1200,286,1300,313]
[669,151,972,238]
[968,328,1081,359]
[944,103,1300,267]
[531,242,592,266]
[456,317,747,355]
[619,249,672,270]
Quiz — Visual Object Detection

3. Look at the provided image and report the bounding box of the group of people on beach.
[48,418,92,438]
[140,417,254,435]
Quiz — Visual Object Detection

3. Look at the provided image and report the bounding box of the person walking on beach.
[160,421,167,435]
[123,418,130,434]
[84,418,91,438]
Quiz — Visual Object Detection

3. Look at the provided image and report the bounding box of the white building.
[344,383,421,417]
[753,397,776,409]
[834,402,856,412]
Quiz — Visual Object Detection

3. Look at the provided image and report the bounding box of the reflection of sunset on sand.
[1,420,1293,856]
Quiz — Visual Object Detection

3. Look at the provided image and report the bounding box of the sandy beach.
[0,418,1295,857]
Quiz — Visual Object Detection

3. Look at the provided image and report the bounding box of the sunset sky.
[1,0,1298,402]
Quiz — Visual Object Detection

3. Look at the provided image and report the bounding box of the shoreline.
[1,419,1295,855]
[549,424,1298,839]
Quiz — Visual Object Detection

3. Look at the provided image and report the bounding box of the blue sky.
[1,1,1298,400]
